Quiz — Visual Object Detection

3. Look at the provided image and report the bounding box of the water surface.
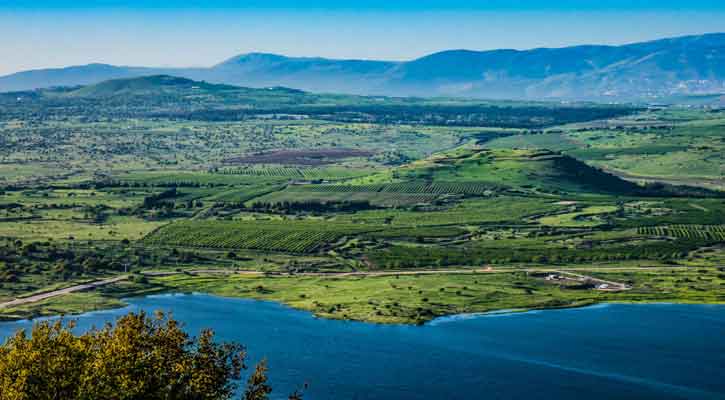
[1,295,723,400]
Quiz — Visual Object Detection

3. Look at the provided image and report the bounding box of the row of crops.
[384,182,500,195]
[638,225,725,241]
[252,188,441,208]
[300,181,499,195]
[214,167,368,180]
[206,184,285,203]
[113,172,279,187]
[216,167,308,178]
[364,226,468,239]
[144,220,380,253]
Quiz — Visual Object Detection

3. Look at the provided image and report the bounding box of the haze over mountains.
[2,33,724,101]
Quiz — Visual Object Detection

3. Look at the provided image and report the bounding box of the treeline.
[0,240,133,282]
[142,187,178,208]
[152,104,638,128]
[637,182,725,199]
[97,180,229,189]
[552,155,725,198]
[0,240,209,283]
[248,200,377,213]
[2,92,638,129]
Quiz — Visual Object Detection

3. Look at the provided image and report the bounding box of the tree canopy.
[0,311,296,400]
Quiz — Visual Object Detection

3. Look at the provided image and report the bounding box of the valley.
[0,76,724,324]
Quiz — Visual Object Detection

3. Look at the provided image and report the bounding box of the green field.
[1,77,724,324]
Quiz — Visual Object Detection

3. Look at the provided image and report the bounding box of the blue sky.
[5,1,725,11]
[1,1,724,75]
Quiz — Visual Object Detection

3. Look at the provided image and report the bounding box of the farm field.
[1,76,724,323]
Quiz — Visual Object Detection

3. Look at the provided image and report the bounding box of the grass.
[131,267,725,324]
[249,187,441,208]
[4,266,722,324]
[0,216,166,242]
[336,196,565,227]
[537,205,618,227]
[0,189,145,209]
[484,111,725,189]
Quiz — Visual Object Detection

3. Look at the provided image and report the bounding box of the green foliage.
[243,359,273,400]
[638,225,725,241]
[0,311,249,400]
[367,239,705,268]
[1,84,723,328]
[149,267,725,324]
[145,220,380,253]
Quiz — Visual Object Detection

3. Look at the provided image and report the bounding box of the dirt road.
[0,276,128,309]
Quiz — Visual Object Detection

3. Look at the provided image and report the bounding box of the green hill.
[392,148,643,195]
[65,75,241,98]
[41,75,319,110]
[377,148,725,197]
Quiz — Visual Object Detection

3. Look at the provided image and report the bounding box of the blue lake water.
[1,295,724,400]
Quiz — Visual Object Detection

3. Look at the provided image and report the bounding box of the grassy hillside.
[352,148,642,195]
[66,75,238,97]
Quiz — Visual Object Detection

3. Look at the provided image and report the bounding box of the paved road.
[0,276,128,309]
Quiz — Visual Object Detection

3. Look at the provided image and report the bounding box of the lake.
[1,295,724,400]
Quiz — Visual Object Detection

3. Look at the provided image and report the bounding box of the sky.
[1,1,724,75]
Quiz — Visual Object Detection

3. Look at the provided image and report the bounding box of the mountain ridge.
[2,33,724,101]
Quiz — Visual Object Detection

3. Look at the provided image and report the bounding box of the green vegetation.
[485,109,725,190]
[0,310,296,400]
[1,76,724,324]
[145,268,724,324]
[145,220,377,253]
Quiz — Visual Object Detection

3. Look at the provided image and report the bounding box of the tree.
[243,359,273,400]
[0,311,271,400]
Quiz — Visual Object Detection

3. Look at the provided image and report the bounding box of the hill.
[1,33,724,101]
[0,64,165,92]
[65,75,238,97]
[7,75,320,111]
[370,148,724,197]
[392,148,644,195]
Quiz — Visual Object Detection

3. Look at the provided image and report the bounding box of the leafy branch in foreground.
[0,311,301,400]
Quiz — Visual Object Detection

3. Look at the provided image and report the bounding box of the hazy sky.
[1,1,724,75]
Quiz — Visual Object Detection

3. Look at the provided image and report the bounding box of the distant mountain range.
[2,33,725,101]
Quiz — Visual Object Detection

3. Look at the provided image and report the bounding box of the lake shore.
[1,266,723,324]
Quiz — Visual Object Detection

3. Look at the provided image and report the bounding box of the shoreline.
[2,288,724,327]
[1,265,723,325]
